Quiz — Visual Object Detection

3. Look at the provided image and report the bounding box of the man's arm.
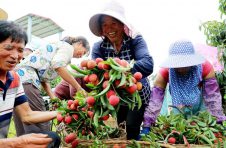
[0,133,52,148]
[15,102,57,124]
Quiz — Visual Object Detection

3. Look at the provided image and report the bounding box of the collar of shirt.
[0,72,13,101]
[101,35,131,51]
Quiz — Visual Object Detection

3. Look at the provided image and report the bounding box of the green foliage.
[50,76,62,88]
[200,21,226,47]
[7,118,16,138]
[41,76,62,96]
[200,0,226,102]
[142,111,226,145]
[219,0,226,17]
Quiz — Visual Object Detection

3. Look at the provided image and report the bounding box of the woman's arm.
[91,41,103,60]
[41,81,55,99]
[143,73,167,127]
[55,67,82,91]
[131,35,154,77]
[15,102,57,124]
[204,68,215,79]
[203,67,226,122]
[154,73,168,89]
[202,60,215,80]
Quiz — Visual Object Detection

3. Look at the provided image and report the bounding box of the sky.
[0,0,221,72]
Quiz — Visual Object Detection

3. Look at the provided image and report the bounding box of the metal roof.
[14,13,64,38]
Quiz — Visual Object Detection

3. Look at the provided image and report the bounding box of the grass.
[8,118,16,138]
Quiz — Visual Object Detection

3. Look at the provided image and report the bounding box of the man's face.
[0,38,25,72]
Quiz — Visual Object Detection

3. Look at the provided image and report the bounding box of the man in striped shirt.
[0,20,60,147]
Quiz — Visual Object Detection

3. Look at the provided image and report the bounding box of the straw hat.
[89,1,131,37]
[0,8,8,20]
[160,40,205,68]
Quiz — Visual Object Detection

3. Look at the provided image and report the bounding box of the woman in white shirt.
[14,36,90,136]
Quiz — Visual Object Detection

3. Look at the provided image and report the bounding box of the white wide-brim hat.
[89,1,131,37]
[160,40,205,68]
[25,36,47,51]
[0,8,8,20]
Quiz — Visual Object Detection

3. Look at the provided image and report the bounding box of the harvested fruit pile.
[54,57,143,147]
[141,111,226,147]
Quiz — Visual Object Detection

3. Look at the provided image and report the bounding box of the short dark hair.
[61,36,90,55]
[0,20,28,44]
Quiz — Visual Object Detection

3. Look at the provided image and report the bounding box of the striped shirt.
[0,71,27,138]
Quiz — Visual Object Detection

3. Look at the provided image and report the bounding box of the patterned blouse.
[16,41,74,90]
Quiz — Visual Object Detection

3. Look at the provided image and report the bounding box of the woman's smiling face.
[100,15,124,43]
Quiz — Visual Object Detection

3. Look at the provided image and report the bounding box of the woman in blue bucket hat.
[140,39,226,135]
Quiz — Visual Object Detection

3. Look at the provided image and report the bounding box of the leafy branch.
[199,0,226,102]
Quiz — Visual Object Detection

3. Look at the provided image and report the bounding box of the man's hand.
[15,133,52,148]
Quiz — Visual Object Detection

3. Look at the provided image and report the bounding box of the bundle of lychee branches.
[141,111,226,147]
[55,57,143,147]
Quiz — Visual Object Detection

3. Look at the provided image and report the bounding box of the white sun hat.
[0,8,8,20]
[160,40,206,68]
[25,36,47,51]
[89,1,132,37]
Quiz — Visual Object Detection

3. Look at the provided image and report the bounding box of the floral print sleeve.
[16,41,73,90]
[51,41,74,69]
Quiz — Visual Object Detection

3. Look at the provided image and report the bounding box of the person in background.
[22,37,48,60]
[54,45,90,100]
[0,20,60,147]
[54,77,89,100]
[89,1,154,140]
[14,36,90,136]
[141,40,226,135]
[23,45,34,58]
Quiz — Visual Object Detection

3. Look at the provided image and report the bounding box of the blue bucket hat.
[160,40,205,68]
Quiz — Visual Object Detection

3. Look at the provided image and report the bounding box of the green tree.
[200,0,226,112]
